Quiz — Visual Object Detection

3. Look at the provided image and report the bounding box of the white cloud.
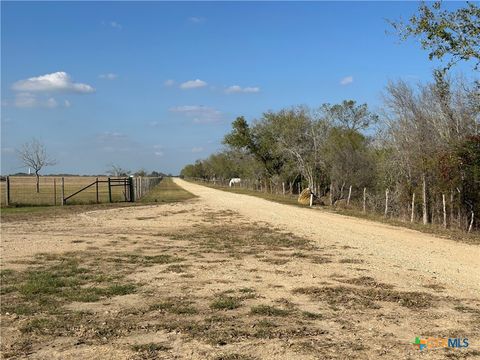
[188,16,206,24]
[12,72,95,93]
[1,147,14,154]
[97,131,127,143]
[180,79,207,89]
[225,85,260,94]
[13,93,37,108]
[64,100,71,107]
[12,93,60,109]
[340,76,354,86]
[45,98,58,108]
[99,73,118,80]
[164,79,175,87]
[169,105,222,124]
[109,21,122,29]
[154,151,164,157]
[191,147,204,153]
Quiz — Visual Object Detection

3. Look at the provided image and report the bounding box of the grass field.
[139,177,196,204]
[0,176,130,206]
[0,177,195,222]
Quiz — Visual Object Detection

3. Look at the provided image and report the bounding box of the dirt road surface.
[173,178,480,299]
[1,178,479,359]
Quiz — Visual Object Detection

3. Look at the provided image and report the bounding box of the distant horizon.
[1,1,475,175]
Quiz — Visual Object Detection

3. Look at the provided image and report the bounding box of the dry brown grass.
[1,201,479,359]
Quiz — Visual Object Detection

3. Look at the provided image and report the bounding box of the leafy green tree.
[321,100,378,131]
[391,1,480,72]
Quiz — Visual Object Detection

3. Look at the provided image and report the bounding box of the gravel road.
[174,178,480,298]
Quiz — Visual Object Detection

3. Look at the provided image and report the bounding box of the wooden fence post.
[347,185,352,206]
[6,176,10,206]
[129,177,135,202]
[468,212,474,233]
[329,183,333,206]
[411,192,415,223]
[282,182,285,196]
[53,178,57,206]
[96,177,99,203]
[108,177,112,203]
[363,187,366,213]
[442,193,447,229]
[309,193,313,207]
[61,177,65,205]
[384,189,389,217]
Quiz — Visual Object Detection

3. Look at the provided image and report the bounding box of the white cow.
[229,178,241,187]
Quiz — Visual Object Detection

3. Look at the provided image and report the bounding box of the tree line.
[181,1,479,232]
[181,76,478,231]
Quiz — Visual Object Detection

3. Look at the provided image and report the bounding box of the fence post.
[61,177,65,205]
[53,178,57,206]
[329,183,333,206]
[108,178,112,203]
[411,192,415,223]
[6,176,10,206]
[129,177,135,202]
[442,193,447,229]
[363,187,366,213]
[96,177,99,203]
[347,185,352,206]
[384,189,389,217]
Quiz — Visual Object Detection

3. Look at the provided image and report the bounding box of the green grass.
[140,177,196,203]
[250,305,290,317]
[187,179,479,244]
[210,296,243,310]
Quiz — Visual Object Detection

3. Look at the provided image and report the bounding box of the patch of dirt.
[1,182,479,359]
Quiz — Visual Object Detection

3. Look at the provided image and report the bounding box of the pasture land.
[0,176,129,206]
[0,177,195,222]
[1,180,479,359]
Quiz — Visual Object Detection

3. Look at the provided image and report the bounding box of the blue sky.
[1,1,475,175]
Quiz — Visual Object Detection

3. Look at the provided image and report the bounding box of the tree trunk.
[422,173,428,225]
[35,172,40,193]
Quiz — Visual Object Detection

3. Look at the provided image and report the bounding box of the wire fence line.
[184,176,476,232]
[0,176,163,207]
